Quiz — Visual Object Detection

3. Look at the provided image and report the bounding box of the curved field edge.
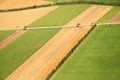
[0,30,15,42]
[0,4,90,80]
[53,7,120,80]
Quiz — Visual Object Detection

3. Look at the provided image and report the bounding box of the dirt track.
[6,5,113,80]
[0,0,51,9]
[0,6,58,49]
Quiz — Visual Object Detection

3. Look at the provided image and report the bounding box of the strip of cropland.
[0,4,90,80]
[53,7,120,80]
[6,5,112,80]
[0,30,15,42]
[53,24,120,80]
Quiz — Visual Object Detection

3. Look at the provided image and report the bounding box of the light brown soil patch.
[6,5,113,80]
[0,0,51,9]
[0,6,58,29]
[109,12,120,22]
[0,6,58,49]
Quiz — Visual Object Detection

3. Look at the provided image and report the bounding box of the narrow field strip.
[53,24,120,80]
[53,6,120,80]
[0,4,90,80]
[0,0,51,9]
[6,5,112,80]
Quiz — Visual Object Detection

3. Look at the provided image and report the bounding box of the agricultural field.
[53,6,120,80]
[97,6,120,23]
[0,0,120,80]
[59,0,120,4]
[0,30,15,41]
[0,4,90,80]
[53,24,120,80]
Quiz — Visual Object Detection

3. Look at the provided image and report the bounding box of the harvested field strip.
[0,6,58,29]
[0,4,90,80]
[6,5,112,80]
[97,6,120,23]
[0,30,15,41]
[53,24,120,80]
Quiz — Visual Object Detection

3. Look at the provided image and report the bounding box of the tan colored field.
[6,5,112,80]
[0,6,58,29]
[0,0,51,9]
[0,6,58,49]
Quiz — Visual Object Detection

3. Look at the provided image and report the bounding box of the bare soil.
[6,5,113,80]
[0,0,51,9]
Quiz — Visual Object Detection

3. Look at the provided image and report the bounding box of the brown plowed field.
[0,0,51,9]
[6,5,113,80]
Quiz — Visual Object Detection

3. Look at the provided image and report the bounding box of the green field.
[0,4,90,80]
[48,0,58,2]
[59,0,120,3]
[0,30,15,42]
[53,24,120,80]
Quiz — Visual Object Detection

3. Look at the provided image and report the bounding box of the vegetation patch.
[0,30,15,42]
[0,4,90,80]
[52,5,120,80]
[59,0,120,4]
[53,24,120,80]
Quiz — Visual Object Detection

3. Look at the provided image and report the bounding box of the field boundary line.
[0,22,120,31]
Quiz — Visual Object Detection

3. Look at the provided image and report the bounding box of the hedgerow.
[0,1,120,12]
[46,24,97,80]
